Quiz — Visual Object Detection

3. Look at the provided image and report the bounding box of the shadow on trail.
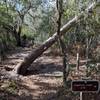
[25,62,63,76]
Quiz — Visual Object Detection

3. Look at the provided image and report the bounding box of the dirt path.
[0,47,64,100]
[0,47,100,100]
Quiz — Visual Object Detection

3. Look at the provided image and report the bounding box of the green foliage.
[0,0,99,51]
[1,80,18,94]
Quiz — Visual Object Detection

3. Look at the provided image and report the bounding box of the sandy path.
[0,47,63,100]
[1,47,100,100]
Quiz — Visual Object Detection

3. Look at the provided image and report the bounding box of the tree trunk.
[56,0,69,86]
[15,2,96,75]
[14,29,21,47]
[16,26,22,46]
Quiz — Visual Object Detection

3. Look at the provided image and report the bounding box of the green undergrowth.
[0,80,18,94]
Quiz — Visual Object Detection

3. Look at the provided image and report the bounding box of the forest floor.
[0,47,100,100]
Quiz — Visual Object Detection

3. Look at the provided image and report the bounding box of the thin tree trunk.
[76,52,80,71]
[16,26,22,46]
[15,2,96,75]
[56,0,69,86]
[14,27,22,47]
[86,37,89,64]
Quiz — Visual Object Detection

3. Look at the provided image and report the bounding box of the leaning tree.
[14,1,98,75]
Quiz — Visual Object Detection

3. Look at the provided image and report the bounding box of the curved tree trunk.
[15,2,96,75]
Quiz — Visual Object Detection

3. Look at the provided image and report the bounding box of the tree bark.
[16,26,22,46]
[14,28,21,46]
[15,2,96,75]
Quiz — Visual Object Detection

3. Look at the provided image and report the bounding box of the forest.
[0,0,100,100]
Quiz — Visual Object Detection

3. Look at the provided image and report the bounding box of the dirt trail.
[0,47,100,100]
[0,47,63,100]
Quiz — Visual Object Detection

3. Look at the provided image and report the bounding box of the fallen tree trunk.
[15,2,96,75]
